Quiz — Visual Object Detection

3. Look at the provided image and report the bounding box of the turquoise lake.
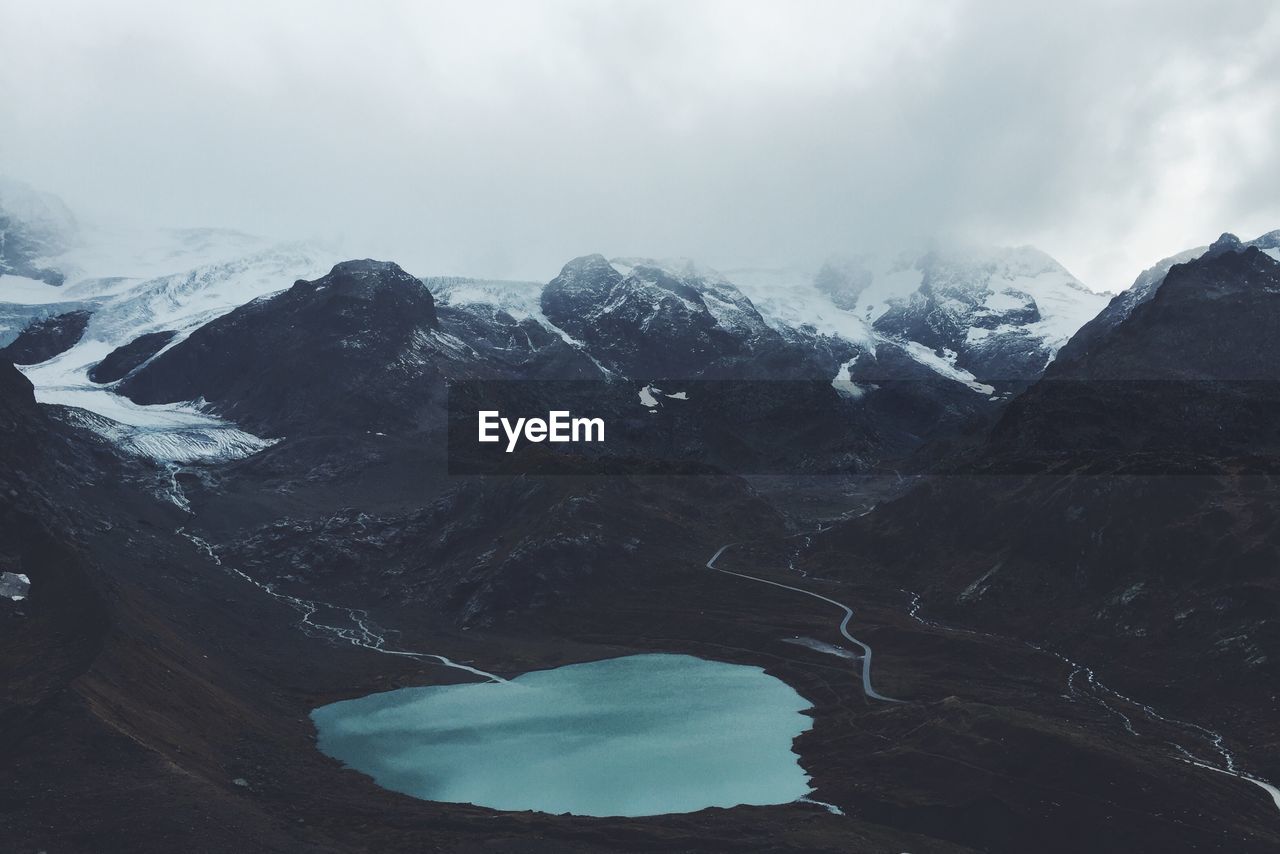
[311,653,814,817]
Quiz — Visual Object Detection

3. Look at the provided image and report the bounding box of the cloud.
[1,0,1277,288]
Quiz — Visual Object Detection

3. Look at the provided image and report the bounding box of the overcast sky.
[2,0,1278,289]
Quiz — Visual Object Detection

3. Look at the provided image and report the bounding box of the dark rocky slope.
[1053,230,1280,370]
[219,472,786,629]
[89,329,178,383]
[992,238,1280,465]
[815,242,1280,763]
[119,259,600,437]
[119,260,443,434]
[0,309,91,364]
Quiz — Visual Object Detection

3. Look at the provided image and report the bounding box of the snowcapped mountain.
[573,247,1108,396]
[1054,230,1280,369]
[0,188,344,461]
[2,187,343,353]
[540,255,783,378]
[642,246,1108,396]
[607,256,779,343]
[118,260,443,434]
[1077,240,1280,383]
[119,260,601,436]
[10,230,343,462]
[112,253,990,473]
[0,310,92,365]
[0,181,1110,470]
[801,246,1110,384]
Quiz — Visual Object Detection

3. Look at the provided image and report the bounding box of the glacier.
[2,222,341,463]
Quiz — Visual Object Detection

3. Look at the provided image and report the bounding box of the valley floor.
[6,483,1279,854]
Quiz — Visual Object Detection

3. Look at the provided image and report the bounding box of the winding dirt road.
[706,543,904,704]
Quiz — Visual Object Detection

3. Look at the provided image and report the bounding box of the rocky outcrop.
[0,310,91,365]
[88,330,179,383]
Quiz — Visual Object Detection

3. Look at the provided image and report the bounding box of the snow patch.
[900,341,994,395]
[831,355,869,400]
[637,384,688,409]
[958,564,1001,602]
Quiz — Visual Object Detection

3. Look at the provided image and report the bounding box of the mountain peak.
[811,244,1104,383]
[119,258,442,433]
[281,259,436,326]
[1205,232,1244,257]
[552,254,622,285]
[540,252,779,377]
[307,259,423,294]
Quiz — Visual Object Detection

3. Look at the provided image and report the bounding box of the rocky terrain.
[87,330,178,383]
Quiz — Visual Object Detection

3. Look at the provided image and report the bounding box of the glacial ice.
[2,226,335,463]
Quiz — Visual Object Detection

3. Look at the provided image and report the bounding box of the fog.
[2,0,1278,289]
